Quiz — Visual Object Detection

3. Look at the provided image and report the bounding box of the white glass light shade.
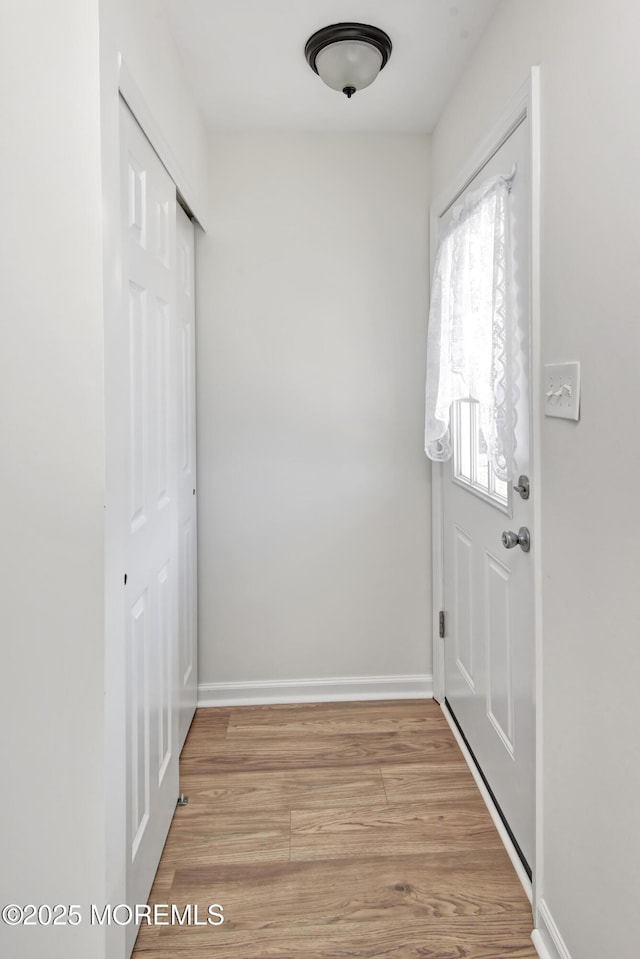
[314,40,383,94]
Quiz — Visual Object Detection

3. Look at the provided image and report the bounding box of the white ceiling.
[162,0,501,134]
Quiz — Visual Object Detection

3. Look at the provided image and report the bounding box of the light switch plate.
[544,362,581,420]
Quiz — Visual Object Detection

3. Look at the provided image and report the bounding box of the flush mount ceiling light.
[305,22,392,99]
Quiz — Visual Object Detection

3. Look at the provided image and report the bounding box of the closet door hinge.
[439,610,445,639]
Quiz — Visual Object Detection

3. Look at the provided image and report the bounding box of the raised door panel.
[128,282,147,534]
[485,554,514,757]
[156,561,173,785]
[129,590,150,860]
[453,527,474,691]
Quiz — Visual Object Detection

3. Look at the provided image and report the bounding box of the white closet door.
[176,206,198,748]
[120,101,180,945]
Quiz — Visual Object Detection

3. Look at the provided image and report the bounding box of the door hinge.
[439,610,445,639]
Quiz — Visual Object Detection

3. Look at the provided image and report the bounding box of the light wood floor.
[133,700,536,958]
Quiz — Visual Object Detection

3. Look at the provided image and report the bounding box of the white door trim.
[118,56,209,232]
[429,68,542,899]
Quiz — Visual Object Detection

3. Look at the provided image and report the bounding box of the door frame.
[429,68,543,903]
[118,58,210,233]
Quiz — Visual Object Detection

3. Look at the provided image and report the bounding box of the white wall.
[432,2,640,957]
[99,0,209,218]
[0,3,106,958]
[197,134,432,696]
[0,0,208,954]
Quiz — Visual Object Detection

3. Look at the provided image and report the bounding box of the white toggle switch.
[544,362,581,421]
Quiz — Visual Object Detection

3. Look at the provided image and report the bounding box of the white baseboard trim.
[440,701,532,904]
[197,674,433,707]
[532,899,572,959]
[531,930,554,959]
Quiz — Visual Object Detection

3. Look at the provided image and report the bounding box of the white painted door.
[441,116,535,871]
[176,206,198,749]
[120,101,180,938]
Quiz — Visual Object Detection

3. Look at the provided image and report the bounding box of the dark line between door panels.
[445,697,532,881]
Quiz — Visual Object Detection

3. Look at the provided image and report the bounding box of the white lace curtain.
[424,173,518,481]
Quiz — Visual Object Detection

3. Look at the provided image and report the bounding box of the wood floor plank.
[290,800,504,861]
[166,855,532,927]
[225,701,448,740]
[381,762,480,803]
[225,716,447,739]
[133,919,538,958]
[180,709,230,757]
[184,707,230,728]
[177,765,387,811]
[160,809,290,866]
[148,865,175,898]
[132,701,535,959]
[221,699,440,723]
[179,727,461,774]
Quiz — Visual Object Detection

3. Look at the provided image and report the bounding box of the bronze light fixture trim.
[305,22,393,98]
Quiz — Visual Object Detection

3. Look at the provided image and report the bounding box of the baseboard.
[197,674,433,707]
[440,701,533,904]
[532,899,572,959]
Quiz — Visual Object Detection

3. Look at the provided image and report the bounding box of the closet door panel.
[176,206,198,748]
[120,100,179,952]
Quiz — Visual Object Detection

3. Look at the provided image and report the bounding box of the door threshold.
[441,699,533,904]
